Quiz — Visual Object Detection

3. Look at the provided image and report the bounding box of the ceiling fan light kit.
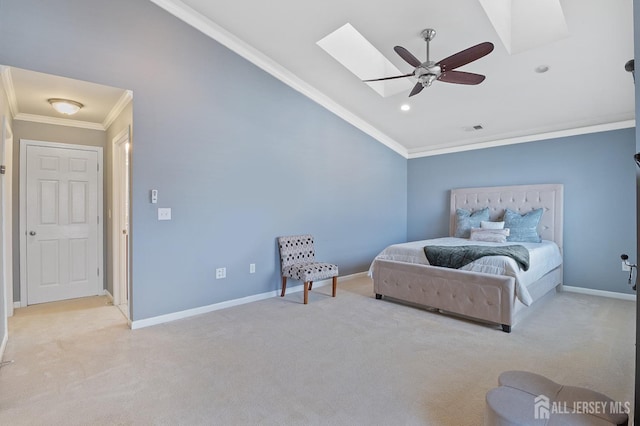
[363,28,494,97]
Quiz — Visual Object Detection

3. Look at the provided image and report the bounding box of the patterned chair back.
[278,235,316,269]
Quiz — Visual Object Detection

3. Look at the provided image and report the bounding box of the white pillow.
[470,228,508,243]
[471,227,510,236]
[480,220,505,230]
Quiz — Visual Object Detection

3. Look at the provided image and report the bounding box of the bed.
[370,184,563,332]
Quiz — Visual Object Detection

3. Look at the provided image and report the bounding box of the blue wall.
[408,129,637,294]
[0,0,407,320]
[0,0,634,324]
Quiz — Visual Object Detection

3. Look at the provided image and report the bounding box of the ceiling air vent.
[463,125,484,132]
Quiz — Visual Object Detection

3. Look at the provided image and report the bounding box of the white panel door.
[25,145,100,304]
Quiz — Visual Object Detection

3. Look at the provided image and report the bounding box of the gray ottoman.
[485,371,628,425]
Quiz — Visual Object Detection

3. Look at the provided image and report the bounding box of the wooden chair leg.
[332,276,337,297]
[304,281,309,304]
[281,276,287,297]
[308,281,313,290]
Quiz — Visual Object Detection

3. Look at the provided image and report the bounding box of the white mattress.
[369,237,563,306]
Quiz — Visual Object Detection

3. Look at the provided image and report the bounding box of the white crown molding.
[0,66,19,118]
[407,120,637,159]
[14,113,106,131]
[149,0,408,158]
[102,90,133,130]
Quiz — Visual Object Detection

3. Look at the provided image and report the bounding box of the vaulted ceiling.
[2,1,634,157]
[153,0,635,158]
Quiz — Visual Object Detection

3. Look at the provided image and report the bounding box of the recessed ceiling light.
[535,65,550,74]
[400,104,411,112]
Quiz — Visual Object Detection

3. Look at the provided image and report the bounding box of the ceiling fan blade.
[394,46,422,68]
[409,82,424,97]
[437,42,494,72]
[438,70,486,85]
[363,73,414,82]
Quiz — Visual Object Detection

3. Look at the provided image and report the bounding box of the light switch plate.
[158,208,171,221]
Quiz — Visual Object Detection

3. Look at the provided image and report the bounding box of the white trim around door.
[2,116,13,317]
[111,127,131,319]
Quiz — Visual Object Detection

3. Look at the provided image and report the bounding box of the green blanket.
[423,245,530,271]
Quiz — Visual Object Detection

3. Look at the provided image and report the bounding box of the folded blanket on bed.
[423,245,530,271]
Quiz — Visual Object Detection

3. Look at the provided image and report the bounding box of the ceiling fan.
[363,29,494,97]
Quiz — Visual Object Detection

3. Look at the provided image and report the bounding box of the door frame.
[19,139,104,307]
[111,127,130,318]
[2,116,12,317]
[0,115,12,359]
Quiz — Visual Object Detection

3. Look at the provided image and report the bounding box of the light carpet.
[0,276,635,425]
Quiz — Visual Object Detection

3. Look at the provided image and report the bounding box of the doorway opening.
[1,65,132,322]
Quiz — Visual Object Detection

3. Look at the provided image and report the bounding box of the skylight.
[317,23,412,97]
[479,0,569,54]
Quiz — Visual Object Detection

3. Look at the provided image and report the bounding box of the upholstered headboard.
[449,184,564,251]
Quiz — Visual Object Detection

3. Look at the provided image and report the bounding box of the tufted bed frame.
[372,184,563,332]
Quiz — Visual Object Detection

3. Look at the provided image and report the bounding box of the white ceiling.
[153,0,635,158]
[1,66,131,131]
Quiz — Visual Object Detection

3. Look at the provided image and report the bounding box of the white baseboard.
[562,285,636,301]
[13,302,20,309]
[103,289,114,303]
[130,272,367,330]
[0,328,7,362]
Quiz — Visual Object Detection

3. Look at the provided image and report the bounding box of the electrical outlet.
[249,263,256,274]
[622,261,631,272]
[216,267,226,279]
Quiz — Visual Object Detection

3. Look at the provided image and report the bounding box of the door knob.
[29,231,36,236]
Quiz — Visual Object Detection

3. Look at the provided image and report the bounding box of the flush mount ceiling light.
[400,104,411,112]
[479,0,569,54]
[48,98,84,115]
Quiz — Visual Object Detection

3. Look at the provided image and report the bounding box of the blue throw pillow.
[504,208,543,243]
[454,207,490,238]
